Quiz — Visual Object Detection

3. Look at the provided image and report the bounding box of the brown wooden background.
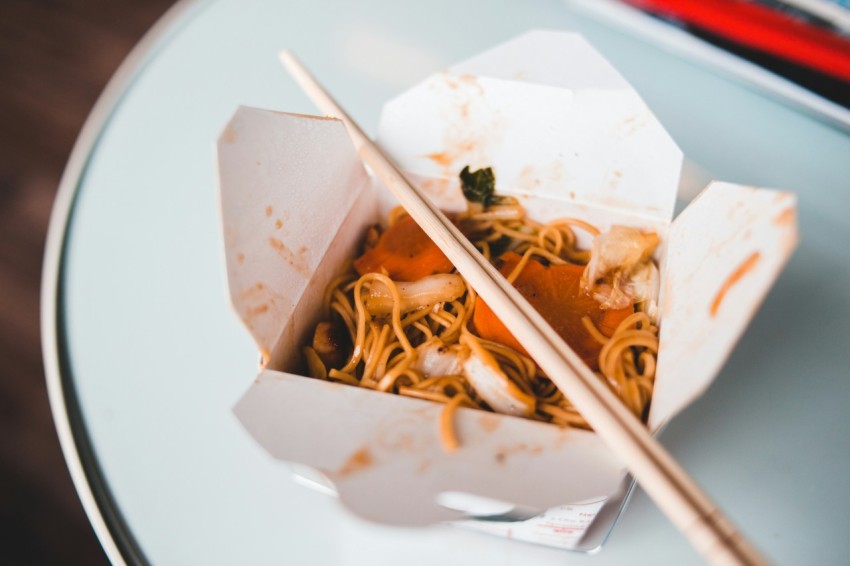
[0,1,175,563]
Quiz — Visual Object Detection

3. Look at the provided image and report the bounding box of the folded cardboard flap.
[217,108,371,363]
[651,183,798,428]
[377,31,683,223]
[234,370,625,526]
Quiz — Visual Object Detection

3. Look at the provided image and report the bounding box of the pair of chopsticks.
[280,51,765,565]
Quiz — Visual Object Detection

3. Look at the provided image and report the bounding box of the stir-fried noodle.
[304,175,659,450]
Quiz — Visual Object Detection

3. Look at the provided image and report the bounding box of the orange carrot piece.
[354,214,454,281]
[473,252,632,370]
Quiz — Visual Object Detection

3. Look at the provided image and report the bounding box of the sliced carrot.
[354,214,454,281]
[473,252,633,370]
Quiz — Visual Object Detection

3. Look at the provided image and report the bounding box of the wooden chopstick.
[280,50,766,565]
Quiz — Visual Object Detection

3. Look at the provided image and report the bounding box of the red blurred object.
[622,0,850,83]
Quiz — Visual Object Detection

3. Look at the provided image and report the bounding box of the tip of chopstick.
[279,49,295,64]
[279,49,364,142]
[279,50,300,76]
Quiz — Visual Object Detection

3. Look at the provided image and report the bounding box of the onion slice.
[364,273,465,315]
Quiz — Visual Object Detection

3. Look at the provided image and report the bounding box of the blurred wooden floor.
[0,1,175,563]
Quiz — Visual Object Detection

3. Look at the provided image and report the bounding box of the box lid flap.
[235,371,626,525]
[217,107,370,356]
[377,30,682,221]
[649,182,798,428]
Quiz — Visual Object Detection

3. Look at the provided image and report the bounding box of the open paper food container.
[217,31,798,551]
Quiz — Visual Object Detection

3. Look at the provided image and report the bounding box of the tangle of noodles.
[303,194,660,451]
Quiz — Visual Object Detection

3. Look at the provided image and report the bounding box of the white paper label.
[453,499,606,549]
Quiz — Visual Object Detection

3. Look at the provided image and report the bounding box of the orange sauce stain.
[554,427,572,449]
[337,447,374,478]
[457,74,483,93]
[619,114,645,137]
[239,281,266,300]
[478,414,500,432]
[247,304,269,317]
[236,253,245,265]
[773,207,796,226]
[493,442,544,464]
[425,152,453,167]
[608,170,622,191]
[710,252,762,317]
[515,164,540,190]
[222,125,236,144]
[418,177,453,199]
[268,237,285,252]
[274,219,283,230]
[265,205,273,217]
[268,238,311,278]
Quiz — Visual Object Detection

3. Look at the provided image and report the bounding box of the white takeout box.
[217,31,798,550]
